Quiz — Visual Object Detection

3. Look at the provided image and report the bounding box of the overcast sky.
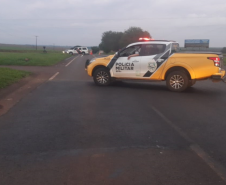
[0,0,226,47]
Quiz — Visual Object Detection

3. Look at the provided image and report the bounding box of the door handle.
[132,60,139,62]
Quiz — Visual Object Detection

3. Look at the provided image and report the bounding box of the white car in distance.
[63,46,89,55]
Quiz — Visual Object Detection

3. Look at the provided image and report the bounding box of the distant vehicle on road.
[63,46,89,55]
[85,38,225,92]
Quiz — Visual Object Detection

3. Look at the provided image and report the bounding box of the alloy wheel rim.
[96,71,109,84]
[170,75,184,89]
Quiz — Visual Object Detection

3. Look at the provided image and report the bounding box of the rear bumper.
[223,69,226,78]
[211,69,226,82]
[212,75,223,80]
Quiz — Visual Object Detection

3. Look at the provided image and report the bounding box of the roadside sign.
[185,39,209,48]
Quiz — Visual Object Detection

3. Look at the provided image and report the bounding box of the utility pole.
[35,36,38,50]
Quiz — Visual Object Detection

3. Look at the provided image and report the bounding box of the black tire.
[93,68,111,86]
[69,52,73,55]
[166,70,189,92]
[188,80,196,87]
[82,52,85,55]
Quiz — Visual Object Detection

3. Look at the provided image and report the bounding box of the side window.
[141,44,166,56]
[82,48,87,50]
[119,45,141,57]
[171,43,179,54]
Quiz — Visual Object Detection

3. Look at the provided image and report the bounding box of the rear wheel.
[166,71,189,92]
[69,52,73,55]
[93,68,111,86]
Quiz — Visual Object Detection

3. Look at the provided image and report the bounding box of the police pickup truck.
[85,38,225,92]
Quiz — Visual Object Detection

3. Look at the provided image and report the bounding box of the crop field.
[0,44,36,51]
[0,68,30,89]
[0,44,71,66]
[0,43,69,52]
[0,51,71,66]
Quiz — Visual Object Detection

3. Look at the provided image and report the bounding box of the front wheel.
[166,71,189,92]
[188,80,196,87]
[93,68,111,86]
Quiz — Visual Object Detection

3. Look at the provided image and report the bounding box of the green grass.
[0,68,31,89]
[0,51,71,66]
[0,44,68,52]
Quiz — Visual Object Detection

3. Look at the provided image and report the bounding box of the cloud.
[0,0,225,46]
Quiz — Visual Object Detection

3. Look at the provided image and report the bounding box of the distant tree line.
[92,27,151,54]
[222,47,226,53]
[91,46,99,54]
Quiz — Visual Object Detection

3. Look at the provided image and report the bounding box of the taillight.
[208,57,220,67]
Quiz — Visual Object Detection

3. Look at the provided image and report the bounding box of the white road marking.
[65,56,79,67]
[49,72,59,81]
[151,105,226,182]
[190,144,226,182]
[151,106,193,143]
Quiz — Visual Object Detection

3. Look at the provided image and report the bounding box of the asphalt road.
[0,55,226,185]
